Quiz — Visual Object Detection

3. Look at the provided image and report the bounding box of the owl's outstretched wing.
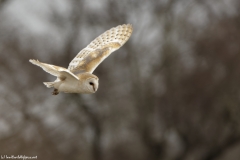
[29,59,79,80]
[68,24,133,74]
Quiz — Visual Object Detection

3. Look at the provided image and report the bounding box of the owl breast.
[58,79,82,93]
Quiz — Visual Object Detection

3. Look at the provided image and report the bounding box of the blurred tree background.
[0,0,240,160]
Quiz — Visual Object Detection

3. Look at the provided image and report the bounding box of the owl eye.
[89,82,96,91]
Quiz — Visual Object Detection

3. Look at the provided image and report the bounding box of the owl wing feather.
[29,59,79,80]
[68,24,133,74]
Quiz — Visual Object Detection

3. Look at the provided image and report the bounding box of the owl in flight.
[29,24,133,95]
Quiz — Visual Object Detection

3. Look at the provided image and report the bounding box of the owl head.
[78,73,99,94]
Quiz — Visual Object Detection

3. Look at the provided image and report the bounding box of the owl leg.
[52,89,59,95]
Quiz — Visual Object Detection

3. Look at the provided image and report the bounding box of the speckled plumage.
[29,24,133,95]
[68,24,133,73]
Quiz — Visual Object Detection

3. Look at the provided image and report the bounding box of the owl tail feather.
[43,82,55,88]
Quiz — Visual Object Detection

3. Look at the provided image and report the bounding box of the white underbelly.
[58,81,80,93]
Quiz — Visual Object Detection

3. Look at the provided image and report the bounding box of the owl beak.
[93,83,98,92]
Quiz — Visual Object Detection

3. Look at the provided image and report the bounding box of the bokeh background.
[0,0,240,160]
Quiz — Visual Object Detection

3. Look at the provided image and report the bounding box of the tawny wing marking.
[68,24,133,74]
[29,59,79,80]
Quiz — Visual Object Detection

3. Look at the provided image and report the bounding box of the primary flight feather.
[29,24,133,95]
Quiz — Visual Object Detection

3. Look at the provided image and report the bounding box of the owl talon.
[52,89,59,95]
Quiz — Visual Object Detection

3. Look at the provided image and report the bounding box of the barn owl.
[29,24,133,95]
